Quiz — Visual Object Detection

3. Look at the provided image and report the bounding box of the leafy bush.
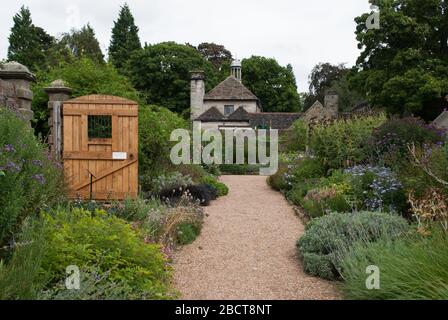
[369,117,445,169]
[310,114,386,170]
[341,227,448,300]
[41,208,174,299]
[267,164,290,191]
[176,223,201,245]
[106,197,165,222]
[297,211,410,280]
[220,164,261,175]
[303,187,352,217]
[176,164,209,184]
[0,207,175,300]
[0,217,48,299]
[32,57,141,136]
[138,199,204,248]
[0,109,65,247]
[201,175,229,197]
[289,157,326,184]
[39,266,158,300]
[280,119,308,153]
[139,105,188,182]
[151,172,193,194]
[400,143,448,198]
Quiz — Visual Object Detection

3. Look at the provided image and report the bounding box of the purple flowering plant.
[344,165,406,213]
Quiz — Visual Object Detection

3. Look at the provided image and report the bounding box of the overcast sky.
[0,0,371,92]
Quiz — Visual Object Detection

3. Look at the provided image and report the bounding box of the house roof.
[204,76,259,101]
[195,107,225,121]
[227,107,251,121]
[249,112,303,130]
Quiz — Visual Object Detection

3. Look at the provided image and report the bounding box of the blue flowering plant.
[344,165,407,213]
[0,109,65,247]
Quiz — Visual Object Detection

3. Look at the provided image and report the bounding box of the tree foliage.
[109,3,141,72]
[197,42,232,70]
[351,0,448,119]
[60,24,104,64]
[7,6,55,71]
[127,42,218,114]
[242,56,302,112]
[32,58,141,137]
[304,62,351,110]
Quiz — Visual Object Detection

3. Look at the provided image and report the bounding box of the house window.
[88,115,112,139]
[224,105,235,116]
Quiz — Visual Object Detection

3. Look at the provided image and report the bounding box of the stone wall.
[0,61,35,123]
[0,79,19,110]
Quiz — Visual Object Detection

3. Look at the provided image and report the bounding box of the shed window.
[224,105,235,116]
[88,115,112,139]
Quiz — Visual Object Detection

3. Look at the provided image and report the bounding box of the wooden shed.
[62,95,138,200]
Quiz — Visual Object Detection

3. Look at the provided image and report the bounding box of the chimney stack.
[324,90,339,117]
[190,70,205,121]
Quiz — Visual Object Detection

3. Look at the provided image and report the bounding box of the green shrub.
[341,227,448,300]
[267,164,289,191]
[176,223,201,245]
[289,157,325,183]
[0,217,48,299]
[280,119,308,153]
[286,180,317,206]
[399,144,448,198]
[107,197,164,222]
[151,172,193,194]
[220,164,260,175]
[297,211,410,280]
[0,109,65,247]
[310,114,386,170]
[40,208,174,299]
[0,207,175,300]
[201,175,229,197]
[176,164,209,184]
[39,266,158,300]
[139,105,188,181]
[369,117,445,169]
[32,57,141,136]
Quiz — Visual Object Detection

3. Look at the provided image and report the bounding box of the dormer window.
[224,105,235,116]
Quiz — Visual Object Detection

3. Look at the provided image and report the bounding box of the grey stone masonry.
[45,79,72,159]
[0,61,36,123]
[190,70,205,120]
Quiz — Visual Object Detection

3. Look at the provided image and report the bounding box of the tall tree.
[60,24,104,64]
[352,0,448,119]
[127,42,218,114]
[242,56,302,112]
[109,3,141,72]
[7,6,55,71]
[197,42,232,70]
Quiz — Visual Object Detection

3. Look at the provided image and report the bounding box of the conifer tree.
[7,6,54,71]
[109,3,141,71]
[61,24,105,64]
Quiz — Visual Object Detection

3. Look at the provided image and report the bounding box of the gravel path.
[173,175,340,300]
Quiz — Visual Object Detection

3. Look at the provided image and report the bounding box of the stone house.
[191,59,340,130]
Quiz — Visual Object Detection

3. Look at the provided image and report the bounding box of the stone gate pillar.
[44,79,72,159]
[0,61,35,123]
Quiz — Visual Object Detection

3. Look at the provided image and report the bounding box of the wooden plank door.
[62,95,138,200]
